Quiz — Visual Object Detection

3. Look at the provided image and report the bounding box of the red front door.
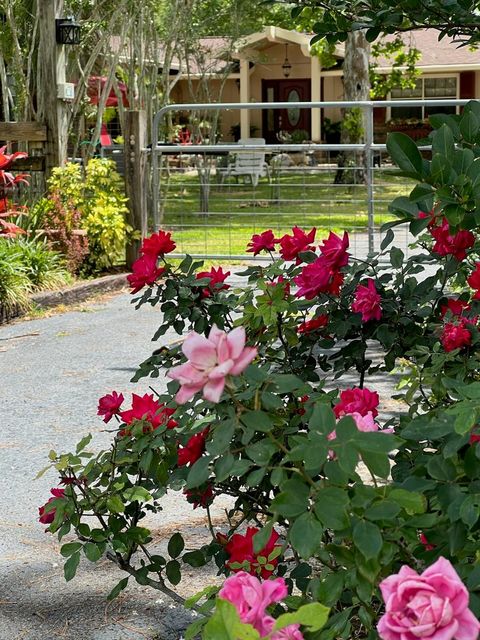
[262,79,311,143]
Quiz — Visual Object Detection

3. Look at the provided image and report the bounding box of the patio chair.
[219,138,270,187]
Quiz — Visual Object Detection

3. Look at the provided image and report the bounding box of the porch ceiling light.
[55,17,81,45]
[282,44,292,78]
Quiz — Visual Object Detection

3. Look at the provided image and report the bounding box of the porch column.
[311,55,322,142]
[239,58,250,139]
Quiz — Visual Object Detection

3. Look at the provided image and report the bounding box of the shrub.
[14,238,71,290]
[0,239,32,319]
[39,103,480,639]
[34,158,130,274]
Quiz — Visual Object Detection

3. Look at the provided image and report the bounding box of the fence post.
[365,104,375,255]
[125,110,148,268]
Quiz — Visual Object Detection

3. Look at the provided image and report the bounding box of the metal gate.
[150,99,468,261]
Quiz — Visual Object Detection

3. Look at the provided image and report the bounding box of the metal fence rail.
[150,100,469,261]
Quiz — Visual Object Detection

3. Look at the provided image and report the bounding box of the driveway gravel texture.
[0,277,404,640]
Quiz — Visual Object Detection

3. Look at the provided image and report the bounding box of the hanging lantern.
[282,44,292,78]
[55,17,81,46]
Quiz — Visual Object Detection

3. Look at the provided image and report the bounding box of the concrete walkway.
[0,291,230,640]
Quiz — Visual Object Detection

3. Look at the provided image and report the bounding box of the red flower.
[334,387,380,418]
[0,147,28,171]
[127,255,165,294]
[0,219,26,237]
[246,230,278,255]
[441,319,472,352]
[319,231,350,269]
[352,279,382,322]
[440,298,471,318]
[38,488,65,525]
[140,230,176,258]
[468,263,480,299]
[195,267,230,298]
[184,484,214,509]
[278,226,316,261]
[469,432,480,445]
[430,218,475,261]
[418,209,436,228]
[419,532,435,551]
[119,393,176,434]
[297,314,328,334]
[97,391,124,423]
[294,258,336,299]
[177,428,209,466]
[225,526,282,579]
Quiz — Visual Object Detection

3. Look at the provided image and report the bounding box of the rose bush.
[38,102,480,639]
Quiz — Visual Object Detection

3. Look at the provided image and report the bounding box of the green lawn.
[158,167,414,256]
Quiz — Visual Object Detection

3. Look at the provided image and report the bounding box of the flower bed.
[39,102,480,640]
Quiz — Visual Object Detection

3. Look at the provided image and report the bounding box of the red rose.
[294,256,345,300]
[297,314,328,334]
[38,488,65,525]
[127,255,165,294]
[319,231,350,269]
[119,393,176,434]
[468,262,480,299]
[225,526,282,579]
[334,387,380,418]
[195,266,230,298]
[441,319,472,352]
[184,484,214,509]
[430,218,475,261]
[440,298,471,318]
[177,428,209,467]
[419,532,435,551]
[140,230,176,258]
[352,279,382,322]
[469,432,480,445]
[97,391,124,423]
[246,230,278,255]
[278,226,316,262]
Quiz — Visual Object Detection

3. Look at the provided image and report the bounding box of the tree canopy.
[269,0,480,46]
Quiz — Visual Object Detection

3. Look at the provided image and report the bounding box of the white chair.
[220,138,270,187]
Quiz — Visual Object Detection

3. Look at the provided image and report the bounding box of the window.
[390,76,458,120]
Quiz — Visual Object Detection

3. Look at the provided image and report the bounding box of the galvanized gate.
[150,99,467,261]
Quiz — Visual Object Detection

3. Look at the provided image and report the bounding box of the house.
[169,26,480,143]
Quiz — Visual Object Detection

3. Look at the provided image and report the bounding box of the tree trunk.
[335,30,370,185]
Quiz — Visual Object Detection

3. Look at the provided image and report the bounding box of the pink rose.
[352,278,382,322]
[334,387,379,419]
[263,618,304,640]
[219,572,288,636]
[167,325,257,404]
[378,557,480,640]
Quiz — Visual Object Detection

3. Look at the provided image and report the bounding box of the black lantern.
[55,17,81,45]
[282,44,292,78]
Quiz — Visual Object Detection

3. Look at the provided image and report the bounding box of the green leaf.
[76,433,92,453]
[271,373,306,393]
[353,521,383,560]
[252,521,274,554]
[314,487,350,529]
[289,512,323,559]
[362,450,391,479]
[389,488,426,514]
[83,542,103,562]
[186,456,211,489]
[207,420,235,456]
[386,132,424,177]
[107,577,129,601]
[309,402,336,436]
[460,110,480,142]
[204,599,260,640]
[431,153,453,185]
[271,479,310,518]
[274,602,330,633]
[182,550,206,567]
[168,532,185,559]
[64,551,81,582]
[215,452,235,482]
[60,542,82,557]
[432,124,455,157]
[185,617,208,640]
[123,486,153,503]
[240,410,274,433]
[365,500,401,521]
[380,228,394,250]
[166,559,181,586]
[390,247,404,269]
[106,495,125,514]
